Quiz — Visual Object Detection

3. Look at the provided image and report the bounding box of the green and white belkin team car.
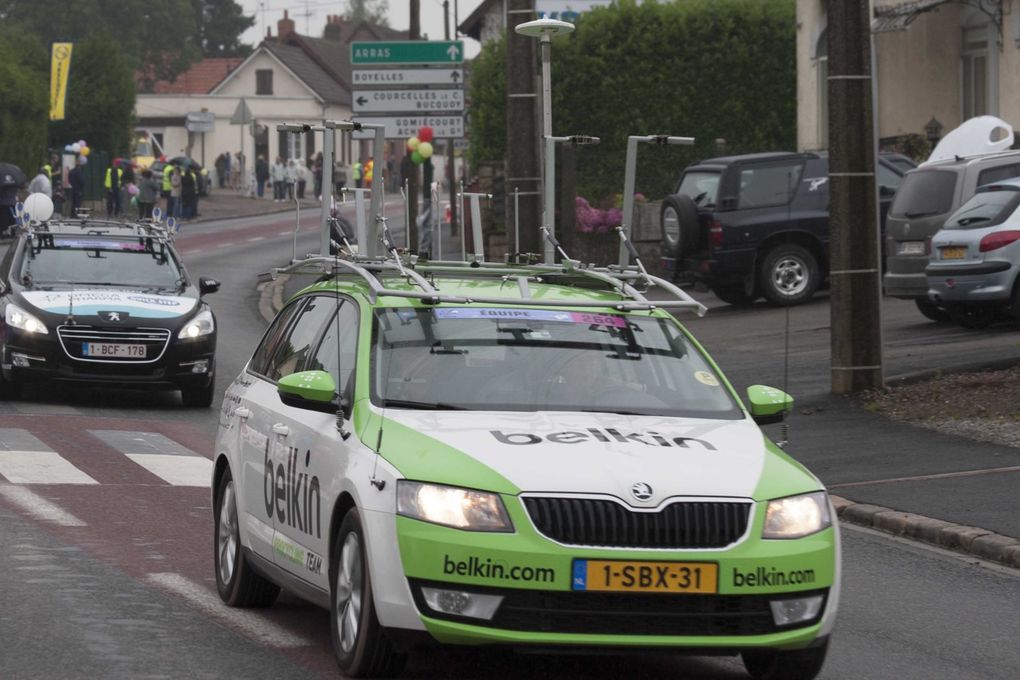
[212,255,839,679]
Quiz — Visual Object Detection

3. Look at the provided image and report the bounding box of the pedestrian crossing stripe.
[0,428,211,487]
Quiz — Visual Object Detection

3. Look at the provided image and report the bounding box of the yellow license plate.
[941,246,967,260]
[572,559,718,594]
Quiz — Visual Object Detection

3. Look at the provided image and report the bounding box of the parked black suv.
[660,151,915,305]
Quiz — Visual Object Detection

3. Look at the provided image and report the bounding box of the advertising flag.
[50,43,73,121]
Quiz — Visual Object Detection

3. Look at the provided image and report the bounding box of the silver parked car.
[926,178,1020,328]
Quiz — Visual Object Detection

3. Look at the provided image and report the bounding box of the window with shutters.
[256,69,273,95]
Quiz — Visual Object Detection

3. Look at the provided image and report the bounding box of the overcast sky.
[238,0,486,57]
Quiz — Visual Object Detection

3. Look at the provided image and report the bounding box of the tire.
[758,243,820,306]
[914,299,950,323]
[0,366,22,400]
[742,639,829,680]
[331,509,407,678]
[181,378,214,408]
[712,284,757,306]
[660,194,700,259]
[214,468,280,607]
[947,304,995,330]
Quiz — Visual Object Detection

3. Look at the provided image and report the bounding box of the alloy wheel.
[771,256,808,297]
[335,532,363,654]
[217,481,238,586]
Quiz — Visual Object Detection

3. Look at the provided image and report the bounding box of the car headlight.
[397,481,513,532]
[178,309,215,339]
[5,304,49,335]
[763,492,831,539]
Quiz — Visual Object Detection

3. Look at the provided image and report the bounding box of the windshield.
[134,141,153,157]
[371,308,742,418]
[889,169,958,219]
[942,187,1020,230]
[677,171,720,207]
[20,236,184,289]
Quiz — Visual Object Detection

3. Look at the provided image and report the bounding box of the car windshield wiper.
[381,399,467,410]
[580,408,647,416]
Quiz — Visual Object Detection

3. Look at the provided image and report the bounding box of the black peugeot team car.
[0,217,219,406]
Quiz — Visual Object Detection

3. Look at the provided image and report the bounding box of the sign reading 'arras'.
[351,40,464,65]
[352,88,465,114]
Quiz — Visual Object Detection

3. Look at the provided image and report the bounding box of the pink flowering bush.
[575,197,624,234]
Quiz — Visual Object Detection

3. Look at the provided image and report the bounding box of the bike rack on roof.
[258,250,707,315]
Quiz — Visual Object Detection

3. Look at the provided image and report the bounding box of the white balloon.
[24,193,55,222]
[71,143,82,153]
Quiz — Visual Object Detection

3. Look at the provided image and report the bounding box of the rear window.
[888,169,958,218]
[677,171,720,207]
[942,187,1020,230]
[735,163,803,209]
[977,164,1020,187]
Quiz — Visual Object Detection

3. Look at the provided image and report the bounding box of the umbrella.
[0,163,27,188]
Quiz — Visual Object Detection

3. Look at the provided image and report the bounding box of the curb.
[188,200,319,226]
[883,356,1020,388]
[257,274,289,323]
[831,495,1020,569]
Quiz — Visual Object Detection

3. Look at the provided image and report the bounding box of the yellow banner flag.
[49,42,73,121]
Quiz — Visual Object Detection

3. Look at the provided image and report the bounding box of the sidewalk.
[188,189,319,224]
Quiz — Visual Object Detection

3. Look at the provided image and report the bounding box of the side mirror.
[746,384,793,426]
[199,277,220,296]
[278,370,337,414]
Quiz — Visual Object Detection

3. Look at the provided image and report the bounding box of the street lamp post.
[515,18,574,264]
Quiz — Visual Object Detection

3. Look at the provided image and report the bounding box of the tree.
[193,0,255,57]
[0,27,48,175]
[467,36,506,167]
[346,0,390,27]
[49,31,137,157]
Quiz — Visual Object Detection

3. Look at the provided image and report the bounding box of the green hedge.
[470,0,796,201]
[0,29,48,176]
[467,36,508,168]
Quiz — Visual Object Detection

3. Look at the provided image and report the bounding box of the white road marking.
[0,451,99,485]
[247,236,265,242]
[277,231,291,236]
[126,454,212,487]
[219,242,236,248]
[0,485,87,526]
[146,573,313,647]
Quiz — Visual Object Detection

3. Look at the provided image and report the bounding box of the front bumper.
[393,497,838,650]
[2,328,215,389]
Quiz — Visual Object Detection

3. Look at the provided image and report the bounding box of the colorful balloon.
[80,146,90,157]
[407,136,420,152]
[418,126,434,143]
[71,143,81,153]
[64,144,73,152]
[411,150,424,164]
[418,141,434,159]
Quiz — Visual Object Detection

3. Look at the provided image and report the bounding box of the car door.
[270,295,361,591]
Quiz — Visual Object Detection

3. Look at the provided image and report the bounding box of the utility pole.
[408,0,421,250]
[505,0,540,255]
[828,0,883,393]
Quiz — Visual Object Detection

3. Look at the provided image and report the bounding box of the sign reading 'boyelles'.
[351,40,464,65]
[353,89,465,114]
[352,69,464,86]
[352,116,465,140]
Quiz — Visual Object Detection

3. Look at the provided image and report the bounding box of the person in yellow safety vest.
[353,161,363,189]
[162,163,174,216]
[363,158,374,187]
[105,163,124,217]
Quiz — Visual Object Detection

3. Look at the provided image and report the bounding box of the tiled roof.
[263,41,351,105]
[146,58,244,94]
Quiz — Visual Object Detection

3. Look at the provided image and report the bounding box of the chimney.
[278,9,295,39]
[323,15,343,41]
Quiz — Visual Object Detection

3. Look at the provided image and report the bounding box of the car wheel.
[742,639,829,680]
[331,508,407,678]
[660,194,700,260]
[214,468,280,607]
[759,244,820,306]
[181,378,214,408]
[914,299,950,322]
[948,304,995,330]
[712,284,757,306]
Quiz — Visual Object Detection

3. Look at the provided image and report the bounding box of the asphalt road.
[2,211,1020,679]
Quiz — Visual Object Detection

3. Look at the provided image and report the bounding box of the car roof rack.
[258,250,707,315]
[18,216,177,242]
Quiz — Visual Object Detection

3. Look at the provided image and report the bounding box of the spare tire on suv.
[660,194,700,259]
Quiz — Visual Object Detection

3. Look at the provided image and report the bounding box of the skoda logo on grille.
[631,482,654,501]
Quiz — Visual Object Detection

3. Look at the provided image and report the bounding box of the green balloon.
[411,150,424,164]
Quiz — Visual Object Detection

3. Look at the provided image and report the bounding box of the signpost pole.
[321,125,335,257]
